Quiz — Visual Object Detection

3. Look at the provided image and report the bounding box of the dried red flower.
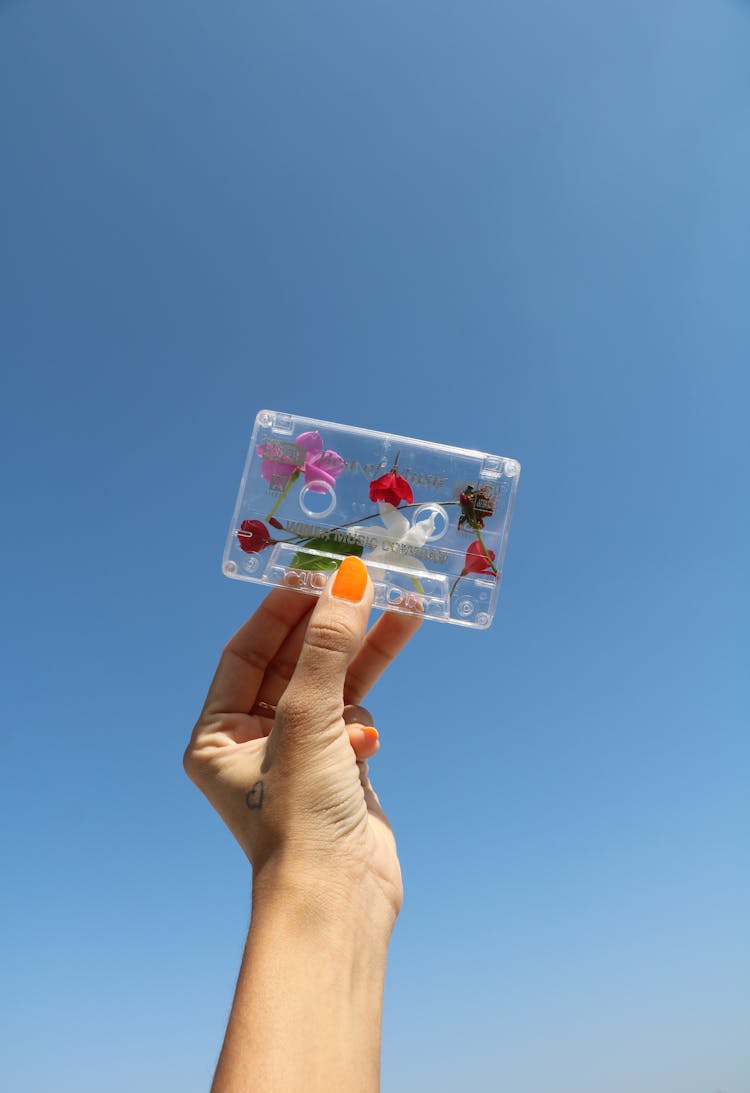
[237,519,275,554]
[458,485,495,531]
[268,516,284,530]
[369,467,414,507]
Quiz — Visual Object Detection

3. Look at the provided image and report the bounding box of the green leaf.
[289,536,364,572]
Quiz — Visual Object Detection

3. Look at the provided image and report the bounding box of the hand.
[184,557,419,928]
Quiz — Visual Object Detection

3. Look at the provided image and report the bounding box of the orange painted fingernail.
[331,556,368,602]
[362,726,379,744]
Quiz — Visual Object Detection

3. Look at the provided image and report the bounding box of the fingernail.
[331,556,368,602]
[362,726,379,744]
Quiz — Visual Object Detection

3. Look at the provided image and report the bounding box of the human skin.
[184,558,419,1092]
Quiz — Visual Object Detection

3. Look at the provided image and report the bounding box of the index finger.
[200,587,315,719]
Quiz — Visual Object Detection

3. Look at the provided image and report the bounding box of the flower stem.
[449,572,466,598]
[265,469,300,521]
[331,501,459,532]
[268,500,465,557]
[475,529,498,574]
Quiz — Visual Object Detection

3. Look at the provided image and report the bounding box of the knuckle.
[182,744,199,781]
[304,618,357,657]
[274,693,309,725]
[182,718,215,784]
[223,640,268,676]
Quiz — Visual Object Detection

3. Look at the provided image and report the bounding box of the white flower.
[350,503,437,573]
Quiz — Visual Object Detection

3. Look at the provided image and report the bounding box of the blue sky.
[1,1,748,1090]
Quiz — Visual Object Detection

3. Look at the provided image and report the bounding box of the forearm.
[212,874,393,1093]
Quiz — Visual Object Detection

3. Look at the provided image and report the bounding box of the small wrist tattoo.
[245,780,264,810]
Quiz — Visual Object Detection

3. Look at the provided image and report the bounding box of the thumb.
[275,556,374,735]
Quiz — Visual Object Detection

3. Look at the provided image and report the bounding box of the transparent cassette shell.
[223,410,520,629]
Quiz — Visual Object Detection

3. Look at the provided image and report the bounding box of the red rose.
[369,468,414,507]
[237,519,275,554]
[463,540,496,575]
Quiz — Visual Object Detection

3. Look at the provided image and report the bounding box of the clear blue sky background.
[1,2,748,1090]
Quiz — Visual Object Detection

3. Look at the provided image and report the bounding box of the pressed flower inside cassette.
[224,411,520,629]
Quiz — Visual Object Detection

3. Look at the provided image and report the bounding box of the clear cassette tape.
[223,411,520,629]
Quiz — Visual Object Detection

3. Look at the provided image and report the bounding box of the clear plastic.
[223,410,520,629]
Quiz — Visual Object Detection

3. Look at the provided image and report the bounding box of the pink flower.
[257,441,300,488]
[295,431,345,493]
[257,431,344,494]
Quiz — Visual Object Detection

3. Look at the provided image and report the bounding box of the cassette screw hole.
[457,598,474,618]
[223,560,237,575]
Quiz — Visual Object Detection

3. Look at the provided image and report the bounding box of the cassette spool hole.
[299,482,337,519]
[412,503,449,542]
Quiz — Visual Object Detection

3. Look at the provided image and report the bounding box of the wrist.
[251,854,398,950]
